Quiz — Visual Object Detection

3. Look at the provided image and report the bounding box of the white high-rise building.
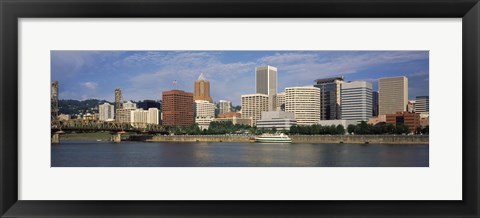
[195,100,215,129]
[147,108,160,125]
[276,92,286,111]
[241,93,269,126]
[218,100,231,115]
[414,96,429,114]
[99,102,115,121]
[123,101,137,109]
[285,86,321,125]
[130,109,148,128]
[378,76,408,115]
[340,80,373,121]
[256,66,277,111]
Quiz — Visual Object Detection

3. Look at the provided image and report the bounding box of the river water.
[51,141,429,167]
[51,140,428,167]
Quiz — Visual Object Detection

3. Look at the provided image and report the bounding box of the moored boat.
[254,133,292,143]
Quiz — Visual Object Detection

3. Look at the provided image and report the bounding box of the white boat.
[255,133,292,143]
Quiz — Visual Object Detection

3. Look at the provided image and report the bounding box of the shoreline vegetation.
[59,132,428,144]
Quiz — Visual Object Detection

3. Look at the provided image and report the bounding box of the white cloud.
[81,82,98,90]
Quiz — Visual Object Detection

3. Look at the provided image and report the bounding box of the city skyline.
[51,50,429,105]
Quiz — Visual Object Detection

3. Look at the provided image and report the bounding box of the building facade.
[415,96,429,114]
[218,100,231,115]
[99,102,115,121]
[218,112,241,118]
[213,117,252,126]
[193,73,213,103]
[340,81,373,121]
[386,111,420,133]
[162,90,194,126]
[256,111,297,130]
[256,66,277,111]
[314,76,344,120]
[241,93,269,126]
[115,108,136,123]
[123,101,137,110]
[275,92,285,111]
[195,100,215,129]
[372,91,379,117]
[147,108,160,125]
[130,109,149,128]
[378,76,408,115]
[285,86,321,125]
[137,100,161,110]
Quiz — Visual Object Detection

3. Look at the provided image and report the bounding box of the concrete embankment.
[147,135,429,144]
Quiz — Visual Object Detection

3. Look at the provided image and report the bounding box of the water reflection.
[51,141,429,167]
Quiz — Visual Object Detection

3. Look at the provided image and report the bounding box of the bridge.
[50,81,169,144]
[51,120,168,143]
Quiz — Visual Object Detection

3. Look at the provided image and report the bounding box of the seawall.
[147,135,429,144]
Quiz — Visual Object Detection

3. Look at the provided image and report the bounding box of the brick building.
[386,111,420,133]
[162,90,194,126]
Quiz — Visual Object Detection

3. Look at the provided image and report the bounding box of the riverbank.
[147,135,429,144]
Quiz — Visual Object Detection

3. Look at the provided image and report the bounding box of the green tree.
[336,124,345,135]
[395,124,410,135]
[347,124,356,134]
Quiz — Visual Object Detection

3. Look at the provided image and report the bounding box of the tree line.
[166,121,429,135]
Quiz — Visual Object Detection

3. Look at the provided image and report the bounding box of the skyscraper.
[372,91,379,117]
[414,96,429,114]
[340,81,373,121]
[99,102,115,121]
[218,100,231,115]
[147,108,160,125]
[378,76,408,115]
[115,88,123,110]
[314,76,344,120]
[194,73,213,103]
[256,66,277,111]
[162,90,194,126]
[195,100,215,129]
[241,94,269,126]
[285,86,321,125]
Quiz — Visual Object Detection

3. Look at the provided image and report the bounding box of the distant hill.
[58,99,112,117]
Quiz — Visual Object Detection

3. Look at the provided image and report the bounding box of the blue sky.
[51,51,429,105]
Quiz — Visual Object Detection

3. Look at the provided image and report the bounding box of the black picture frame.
[1,0,479,217]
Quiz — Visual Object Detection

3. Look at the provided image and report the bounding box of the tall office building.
[195,100,215,129]
[276,92,285,111]
[340,81,373,121]
[130,109,149,128]
[218,100,231,115]
[285,86,321,125]
[314,76,344,120]
[256,66,277,111]
[114,88,123,110]
[115,101,137,123]
[99,102,115,121]
[372,91,379,117]
[116,108,136,123]
[162,90,194,126]
[378,76,408,115]
[194,73,213,103]
[147,108,160,125]
[241,94,269,126]
[414,96,429,114]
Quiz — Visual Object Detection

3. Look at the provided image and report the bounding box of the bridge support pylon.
[51,130,65,144]
[112,131,126,143]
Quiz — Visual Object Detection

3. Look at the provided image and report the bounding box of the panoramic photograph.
[51,50,429,167]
